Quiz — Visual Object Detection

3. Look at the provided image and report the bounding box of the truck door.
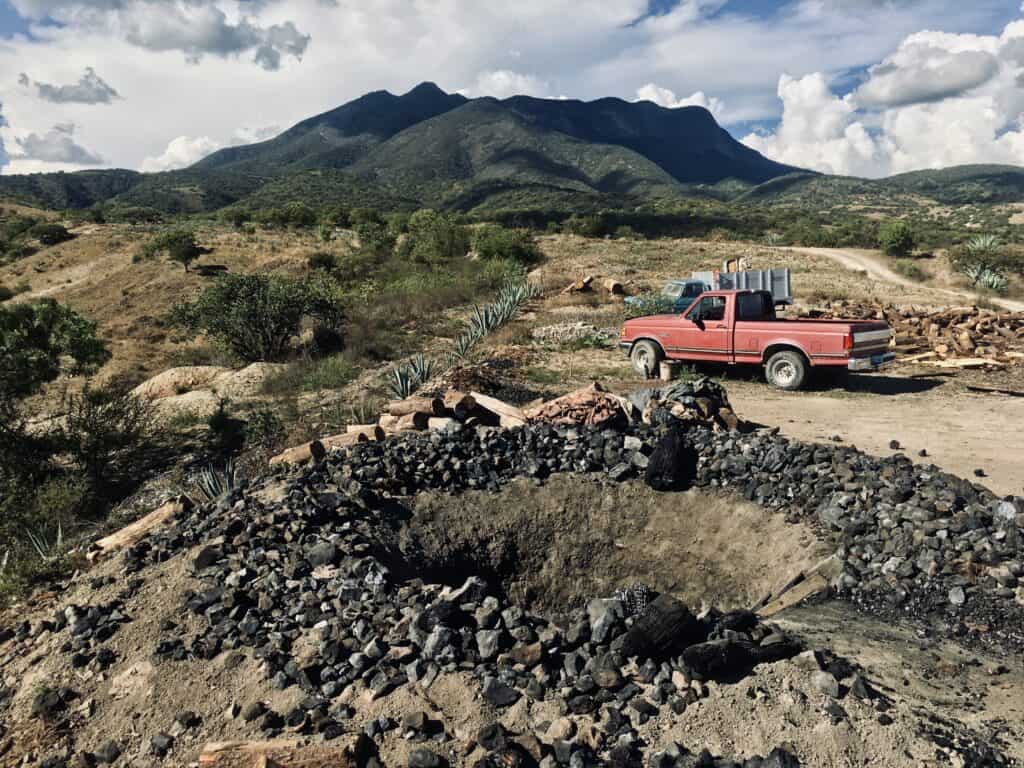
[669,295,732,362]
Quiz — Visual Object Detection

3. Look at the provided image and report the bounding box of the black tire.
[765,350,808,391]
[631,340,663,379]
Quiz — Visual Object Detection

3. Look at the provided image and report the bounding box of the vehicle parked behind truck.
[619,289,894,390]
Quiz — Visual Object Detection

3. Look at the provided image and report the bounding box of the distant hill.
[3,84,1024,216]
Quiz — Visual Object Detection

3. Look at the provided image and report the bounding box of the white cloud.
[140,134,221,172]
[460,70,551,99]
[743,16,1024,177]
[141,124,282,171]
[634,83,724,118]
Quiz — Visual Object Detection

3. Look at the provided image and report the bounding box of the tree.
[0,299,109,402]
[30,223,73,246]
[403,209,469,264]
[878,220,915,258]
[171,273,345,362]
[142,230,204,271]
[472,225,542,265]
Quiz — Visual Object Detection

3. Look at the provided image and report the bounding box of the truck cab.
[619,290,894,390]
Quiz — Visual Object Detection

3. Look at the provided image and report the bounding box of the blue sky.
[1,0,1023,176]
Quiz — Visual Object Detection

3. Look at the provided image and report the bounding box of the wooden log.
[88,497,191,562]
[443,391,476,420]
[387,397,445,417]
[321,432,370,451]
[604,278,623,295]
[378,413,400,431]
[269,440,326,466]
[345,424,385,441]
[396,412,430,431]
[469,391,528,428]
[427,417,456,431]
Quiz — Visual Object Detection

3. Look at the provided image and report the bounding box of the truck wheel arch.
[762,342,811,367]
[630,336,667,356]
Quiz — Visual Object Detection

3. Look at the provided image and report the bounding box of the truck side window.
[689,296,726,322]
[737,293,772,320]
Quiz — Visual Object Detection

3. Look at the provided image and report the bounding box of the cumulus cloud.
[855,41,999,107]
[140,124,281,171]
[743,17,1024,177]
[21,67,120,104]
[634,83,724,118]
[10,0,310,70]
[15,123,104,165]
[460,70,551,99]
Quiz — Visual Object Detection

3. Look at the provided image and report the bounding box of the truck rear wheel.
[631,340,663,379]
[765,350,808,391]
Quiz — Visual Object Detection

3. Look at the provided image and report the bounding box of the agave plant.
[409,353,438,385]
[450,330,480,362]
[964,263,1009,293]
[388,363,416,399]
[966,234,1001,257]
[195,459,238,502]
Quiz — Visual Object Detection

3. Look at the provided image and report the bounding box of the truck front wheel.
[765,350,808,391]
[631,340,663,379]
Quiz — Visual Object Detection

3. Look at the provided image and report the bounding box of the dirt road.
[728,378,1024,497]
[790,247,1024,313]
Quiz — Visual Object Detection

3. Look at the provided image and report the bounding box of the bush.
[472,225,542,265]
[879,220,916,257]
[354,220,396,257]
[171,273,345,362]
[30,223,73,246]
[402,209,469,265]
[140,229,204,270]
[56,382,157,487]
[308,251,338,272]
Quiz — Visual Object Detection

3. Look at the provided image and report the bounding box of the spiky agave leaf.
[196,458,237,502]
[409,354,438,385]
[388,364,416,399]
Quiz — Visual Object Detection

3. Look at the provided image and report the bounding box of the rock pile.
[807,302,1024,368]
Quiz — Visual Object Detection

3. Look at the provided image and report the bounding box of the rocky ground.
[1,380,1022,767]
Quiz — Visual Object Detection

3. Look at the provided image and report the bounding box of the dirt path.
[790,247,1024,313]
[728,378,1024,497]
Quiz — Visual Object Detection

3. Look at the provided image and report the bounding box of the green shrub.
[472,225,542,265]
[879,220,916,257]
[30,223,73,246]
[56,382,157,487]
[401,209,469,265]
[140,229,204,270]
[171,273,345,362]
[308,251,338,272]
[354,220,397,257]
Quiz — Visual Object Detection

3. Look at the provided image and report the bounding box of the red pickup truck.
[619,290,894,390]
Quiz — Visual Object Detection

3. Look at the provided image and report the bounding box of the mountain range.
[2,82,1024,214]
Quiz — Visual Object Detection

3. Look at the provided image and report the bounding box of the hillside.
[0,83,804,214]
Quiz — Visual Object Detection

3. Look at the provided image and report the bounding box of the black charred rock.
[645,427,697,492]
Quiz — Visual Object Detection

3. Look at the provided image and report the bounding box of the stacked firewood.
[808,302,1024,368]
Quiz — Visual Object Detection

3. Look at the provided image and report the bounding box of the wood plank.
[199,736,365,768]
[966,384,1024,398]
[88,497,190,562]
[469,391,528,428]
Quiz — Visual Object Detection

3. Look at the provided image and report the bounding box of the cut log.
[604,279,624,295]
[427,417,456,431]
[561,275,594,294]
[443,391,476,420]
[199,735,369,768]
[387,397,445,417]
[345,424,386,441]
[396,412,430,431]
[268,440,325,467]
[88,497,191,562]
[469,391,528,428]
[927,358,1004,369]
[378,413,399,431]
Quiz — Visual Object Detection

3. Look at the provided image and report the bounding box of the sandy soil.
[791,246,1024,313]
[727,378,1024,498]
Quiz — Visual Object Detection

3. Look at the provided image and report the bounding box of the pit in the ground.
[397,475,828,616]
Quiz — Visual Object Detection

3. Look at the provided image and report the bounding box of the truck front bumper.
[848,352,896,371]
[618,341,632,355]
